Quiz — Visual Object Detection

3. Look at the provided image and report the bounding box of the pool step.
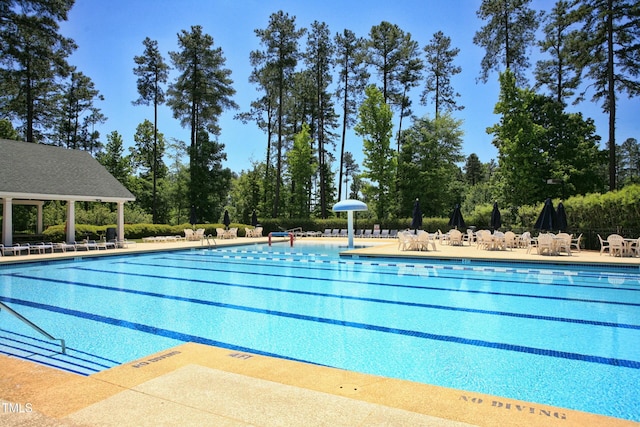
[0,329,118,375]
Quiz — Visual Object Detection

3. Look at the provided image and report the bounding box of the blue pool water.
[1,241,639,421]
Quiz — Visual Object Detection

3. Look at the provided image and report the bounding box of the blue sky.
[58,0,639,174]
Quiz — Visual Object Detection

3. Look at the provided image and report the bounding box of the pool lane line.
[155,254,640,293]
[0,296,320,367]
[13,269,640,331]
[2,294,639,370]
[108,260,640,307]
[0,337,105,375]
[170,250,640,281]
[0,327,120,365]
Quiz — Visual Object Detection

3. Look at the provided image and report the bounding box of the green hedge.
[41,185,640,250]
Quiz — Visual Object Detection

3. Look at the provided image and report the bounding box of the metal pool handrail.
[0,301,66,354]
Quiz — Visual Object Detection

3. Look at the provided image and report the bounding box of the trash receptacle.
[106,227,117,241]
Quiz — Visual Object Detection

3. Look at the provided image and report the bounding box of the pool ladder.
[202,234,217,248]
[0,301,66,354]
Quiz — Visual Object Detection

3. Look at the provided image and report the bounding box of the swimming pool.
[1,241,639,421]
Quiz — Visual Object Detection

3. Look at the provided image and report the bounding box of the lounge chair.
[380,229,390,238]
[321,229,332,237]
[389,229,398,238]
[363,229,372,238]
[0,243,30,256]
[331,229,340,237]
[338,229,347,237]
[54,242,77,252]
[371,229,381,238]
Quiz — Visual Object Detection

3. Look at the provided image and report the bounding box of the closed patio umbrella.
[410,198,422,231]
[448,204,466,229]
[556,202,568,231]
[189,205,198,228]
[223,209,230,229]
[251,210,258,227]
[490,202,501,230]
[534,198,557,231]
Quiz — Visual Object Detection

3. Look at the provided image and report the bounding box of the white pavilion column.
[2,198,13,246]
[66,200,76,243]
[36,202,44,234]
[116,201,125,242]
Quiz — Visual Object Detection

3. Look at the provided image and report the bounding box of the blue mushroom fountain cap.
[332,199,368,212]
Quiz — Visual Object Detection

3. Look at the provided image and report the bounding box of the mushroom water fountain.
[332,199,368,249]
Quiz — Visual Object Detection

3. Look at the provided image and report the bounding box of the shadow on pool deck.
[1,236,639,426]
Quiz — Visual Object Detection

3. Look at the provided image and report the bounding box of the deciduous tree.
[355,85,395,220]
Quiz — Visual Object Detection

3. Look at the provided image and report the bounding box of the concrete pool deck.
[1,236,639,426]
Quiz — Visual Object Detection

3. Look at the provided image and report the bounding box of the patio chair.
[556,233,572,256]
[448,229,463,246]
[607,234,624,257]
[397,231,416,251]
[466,229,476,245]
[417,230,437,251]
[504,231,518,249]
[216,228,228,239]
[184,228,196,240]
[228,228,238,239]
[537,233,555,255]
[570,233,583,253]
[597,234,610,256]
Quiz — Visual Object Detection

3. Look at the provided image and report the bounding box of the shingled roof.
[0,139,135,202]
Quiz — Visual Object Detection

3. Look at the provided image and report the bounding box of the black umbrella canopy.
[223,210,230,228]
[448,204,466,229]
[556,202,568,231]
[534,198,557,231]
[411,198,422,230]
[189,205,198,226]
[490,201,501,230]
[251,210,258,227]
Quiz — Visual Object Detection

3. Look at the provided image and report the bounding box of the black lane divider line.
[9,270,640,333]
[106,261,640,308]
[156,254,640,293]
[1,294,639,370]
